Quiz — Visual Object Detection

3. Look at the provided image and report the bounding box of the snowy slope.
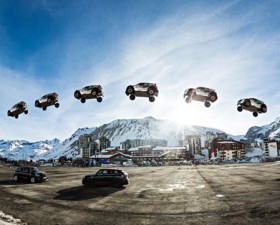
[245,116,280,140]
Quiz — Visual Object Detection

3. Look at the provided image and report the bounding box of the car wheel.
[237,106,243,112]
[149,96,155,102]
[204,101,211,108]
[55,103,60,108]
[245,100,251,107]
[81,98,86,103]
[148,88,155,95]
[14,175,18,183]
[185,97,190,103]
[253,112,258,117]
[30,177,35,183]
[74,90,81,99]
[35,100,40,107]
[129,95,136,100]
[15,115,19,119]
[209,93,217,102]
[126,86,134,94]
[261,104,267,113]
[24,110,28,114]
[7,110,11,116]
[97,97,102,103]
[42,106,47,111]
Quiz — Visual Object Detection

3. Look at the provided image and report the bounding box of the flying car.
[35,92,60,111]
[237,98,267,117]
[7,101,28,119]
[74,85,103,103]
[125,83,158,102]
[184,87,218,107]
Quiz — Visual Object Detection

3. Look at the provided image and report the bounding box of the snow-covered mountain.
[0,116,246,160]
[0,127,95,161]
[245,117,280,140]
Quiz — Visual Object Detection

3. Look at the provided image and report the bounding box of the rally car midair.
[125,83,158,102]
[7,101,28,119]
[184,87,218,107]
[237,98,267,117]
[74,85,103,103]
[34,92,60,111]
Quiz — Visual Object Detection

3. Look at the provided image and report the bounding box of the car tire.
[42,106,47,111]
[129,95,136,100]
[261,104,267,113]
[204,101,211,108]
[15,115,19,119]
[74,90,81,99]
[14,175,18,183]
[237,106,243,112]
[148,88,155,95]
[97,97,102,103]
[126,86,134,95]
[253,112,258,117]
[149,96,155,102]
[35,100,40,107]
[30,177,35,183]
[55,103,60,108]
[24,110,28,114]
[209,93,217,102]
[81,98,86,103]
[185,97,190,103]
[7,110,11,116]
[245,100,251,107]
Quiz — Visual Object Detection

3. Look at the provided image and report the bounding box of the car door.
[94,170,108,186]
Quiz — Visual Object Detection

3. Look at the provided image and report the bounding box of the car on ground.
[125,83,158,102]
[237,98,267,117]
[35,92,60,111]
[184,87,218,107]
[13,166,48,183]
[82,168,129,188]
[74,85,104,103]
[7,101,28,119]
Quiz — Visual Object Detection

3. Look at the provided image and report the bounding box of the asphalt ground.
[0,163,280,225]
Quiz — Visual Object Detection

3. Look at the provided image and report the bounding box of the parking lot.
[0,163,280,225]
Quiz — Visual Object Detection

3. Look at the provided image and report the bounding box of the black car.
[13,166,48,183]
[82,168,129,188]
[7,101,28,119]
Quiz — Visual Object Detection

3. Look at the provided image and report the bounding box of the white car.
[237,98,267,117]
[125,83,159,102]
[74,85,103,103]
[35,92,60,111]
[184,87,218,107]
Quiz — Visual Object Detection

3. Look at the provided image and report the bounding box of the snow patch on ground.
[0,211,26,225]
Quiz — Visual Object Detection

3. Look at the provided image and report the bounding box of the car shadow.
[54,186,124,201]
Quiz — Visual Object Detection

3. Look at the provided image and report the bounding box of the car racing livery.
[237,98,267,117]
[7,101,28,119]
[125,82,158,102]
[184,87,218,107]
[35,92,60,111]
[74,85,103,103]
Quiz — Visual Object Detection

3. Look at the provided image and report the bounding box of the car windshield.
[251,98,264,104]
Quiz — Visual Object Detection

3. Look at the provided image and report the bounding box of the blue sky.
[0,0,280,141]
